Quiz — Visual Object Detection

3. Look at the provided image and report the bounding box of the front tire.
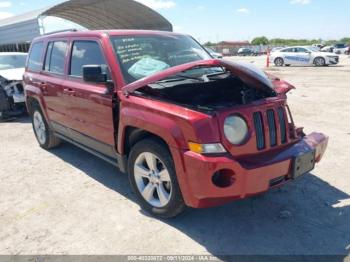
[314,57,326,67]
[32,106,61,149]
[128,138,186,218]
[274,57,284,67]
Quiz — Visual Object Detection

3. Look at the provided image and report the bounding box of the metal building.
[0,0,173,52]
[0,8,45,52]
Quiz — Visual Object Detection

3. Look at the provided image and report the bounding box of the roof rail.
[43,28,79,36]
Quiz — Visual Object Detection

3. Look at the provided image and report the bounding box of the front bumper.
[327,57,339,65]
[179,132,328,208]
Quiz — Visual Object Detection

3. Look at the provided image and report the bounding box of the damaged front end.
[0,73,26,120]
[123,59,289,112]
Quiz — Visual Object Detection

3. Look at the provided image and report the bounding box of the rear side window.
[70,41,106,77]
[296,48,308,53]
[281,48,294,53]
[27,42,44,71]
[44,41,68,74]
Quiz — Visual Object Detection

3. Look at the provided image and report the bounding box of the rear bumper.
[178,132,328,208]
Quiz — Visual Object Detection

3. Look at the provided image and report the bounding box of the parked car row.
[314,43,349,55]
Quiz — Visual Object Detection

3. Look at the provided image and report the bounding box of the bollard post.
[266,48,270,68]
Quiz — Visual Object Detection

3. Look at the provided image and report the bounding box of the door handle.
[63,88,76,96]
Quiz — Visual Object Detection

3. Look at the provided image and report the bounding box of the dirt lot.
[0,55,349,257]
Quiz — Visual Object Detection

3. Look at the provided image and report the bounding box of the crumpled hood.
[0,68,25,81]
[123,59,276,95]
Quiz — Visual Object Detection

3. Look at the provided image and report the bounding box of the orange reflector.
[188,142,203,154]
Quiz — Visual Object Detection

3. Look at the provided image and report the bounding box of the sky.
[0,0,348,43]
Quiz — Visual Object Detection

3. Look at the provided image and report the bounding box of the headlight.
[224,115,249,145]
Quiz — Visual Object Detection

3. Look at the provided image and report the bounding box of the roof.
[0,0,173,44]
[42,0,172,31]
[34,30,183,41]
[0,8,47,27]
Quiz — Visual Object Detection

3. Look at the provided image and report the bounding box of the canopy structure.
[0,0,173,49]
[42,0,173,32]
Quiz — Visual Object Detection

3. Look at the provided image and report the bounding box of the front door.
[61,39,115,155]
[294,47,312,65]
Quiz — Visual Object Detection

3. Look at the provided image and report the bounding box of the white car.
[333,43,349,55]
[321,46,334,53]
[270,46,339,67]
[0,52,27,120]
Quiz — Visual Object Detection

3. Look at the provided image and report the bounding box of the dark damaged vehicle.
[0,52,27,120]
[24,30,328,218]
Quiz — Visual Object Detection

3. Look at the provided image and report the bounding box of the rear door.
[280,48,296,65]
[40,40,69,124]
[60,38,115,153]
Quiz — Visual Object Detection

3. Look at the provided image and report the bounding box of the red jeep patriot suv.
[24,30,328,218]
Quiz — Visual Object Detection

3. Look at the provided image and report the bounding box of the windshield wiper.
[156,74,204,83]
[156,69,230,84]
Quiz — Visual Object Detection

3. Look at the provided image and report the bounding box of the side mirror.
[83,65,107,83]
[83,65,115,94]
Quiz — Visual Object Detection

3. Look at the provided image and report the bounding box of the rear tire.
[128,138,186,218]
[314,57,326,67]
[31,105,61,149]
[274,57,284,67]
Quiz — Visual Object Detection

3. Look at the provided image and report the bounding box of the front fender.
[117,105,187,154]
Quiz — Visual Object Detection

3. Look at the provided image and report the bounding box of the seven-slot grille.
[253,106,288,150]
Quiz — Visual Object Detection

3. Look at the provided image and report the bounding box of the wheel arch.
[123,127,170,157]
[118,116,195,205]
[25,86,50,122]
[274,57,284,66]
[313,56,326,65]
[26,96,40,116]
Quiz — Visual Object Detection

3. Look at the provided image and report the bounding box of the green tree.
[203,41,215,47]
[251,36,269,45]
[340,38,350,44]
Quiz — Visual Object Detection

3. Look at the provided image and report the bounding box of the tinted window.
[281,48,295,52]
[111,35,212,83]
[70,41,106,77]
[335,44,346,48]
[45,41,67,74]
[27,42,44,71]
[44,42,53,71]
[296,48,308,53]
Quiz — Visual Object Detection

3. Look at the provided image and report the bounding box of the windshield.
[0,54,27,70]
[111,35,213,83]
[205,47,215,53]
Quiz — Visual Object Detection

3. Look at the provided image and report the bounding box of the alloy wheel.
[133,152,172,208]
[33,111,47,145]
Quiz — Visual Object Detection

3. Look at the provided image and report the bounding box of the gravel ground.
[0,55,349,257]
